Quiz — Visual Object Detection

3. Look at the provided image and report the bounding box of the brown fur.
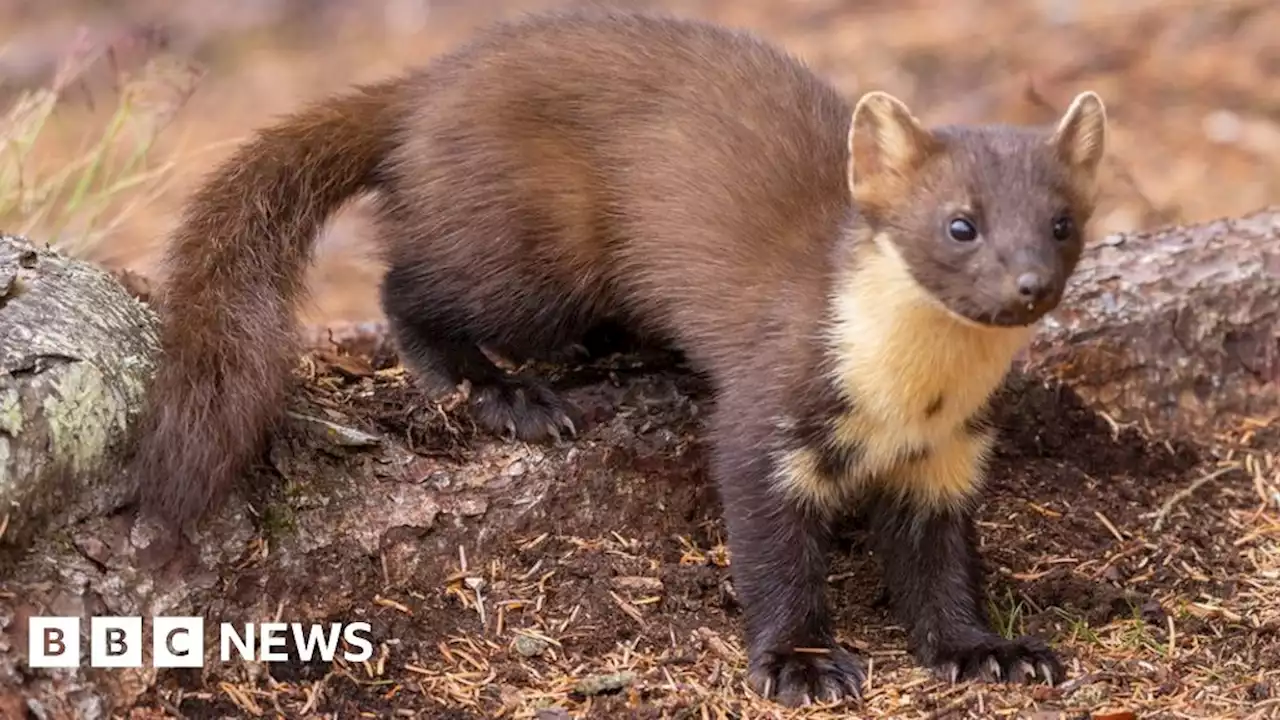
[129,77,403,527]
[126,9,1107,707]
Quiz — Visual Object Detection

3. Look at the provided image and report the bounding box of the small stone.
[572,671,636,696]
[1068,681,1110,706]
[513,635,549,657]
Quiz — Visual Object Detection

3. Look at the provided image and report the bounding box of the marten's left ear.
[1049,91,1107,180]
[847,91,939,203]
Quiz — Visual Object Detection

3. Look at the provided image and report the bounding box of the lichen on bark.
[0,234,161,551]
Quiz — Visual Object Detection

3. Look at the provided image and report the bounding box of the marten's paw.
[468,377,580,443]
[930,635,1063,686]
[748,646,865,707]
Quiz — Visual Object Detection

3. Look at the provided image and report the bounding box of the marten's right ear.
[1049,90,1108,183]
[847,91,939,204]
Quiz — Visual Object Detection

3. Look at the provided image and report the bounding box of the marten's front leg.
[710,402,865,707]
[867,433,1064,685]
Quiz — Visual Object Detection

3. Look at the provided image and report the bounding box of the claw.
[559,415,578,438]
[843,674,865,699]
[932,638,1062,689]
[747,647,865,707]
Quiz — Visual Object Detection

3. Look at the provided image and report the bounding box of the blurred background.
[1,0,1277,327]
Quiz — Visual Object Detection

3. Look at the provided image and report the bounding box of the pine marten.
[126,9,1107,707]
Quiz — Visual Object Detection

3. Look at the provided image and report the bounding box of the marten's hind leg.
[380,265,580,443]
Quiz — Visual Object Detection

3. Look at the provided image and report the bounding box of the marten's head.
[845,90,1108,328]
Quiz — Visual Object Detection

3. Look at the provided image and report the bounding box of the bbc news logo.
[27,617,374,668]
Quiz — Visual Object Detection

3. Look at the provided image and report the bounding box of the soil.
[115,336,1278,719]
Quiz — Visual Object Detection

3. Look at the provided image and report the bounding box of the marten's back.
[376,10,852,373]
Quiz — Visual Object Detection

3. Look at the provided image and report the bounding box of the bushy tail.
[128,77,404,528]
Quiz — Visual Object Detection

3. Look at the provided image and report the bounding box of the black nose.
[1016,272,1051,303]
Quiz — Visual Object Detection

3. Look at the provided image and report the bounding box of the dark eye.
[1051,215,1075,241]
[947,217,978,242]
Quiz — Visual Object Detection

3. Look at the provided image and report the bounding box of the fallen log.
[0,208,1276,716]
[0,234,160,552]
[1026,207,1280,442]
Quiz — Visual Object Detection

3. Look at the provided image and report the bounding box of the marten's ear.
[847,91,939,202]
[1049,91,1107,181]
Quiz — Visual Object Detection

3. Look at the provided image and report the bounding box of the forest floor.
[113,340,1280,719]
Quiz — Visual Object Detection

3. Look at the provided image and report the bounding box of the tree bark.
[0,209,1276,716]
[1024,207,1280,441]
[0,234,160,552]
